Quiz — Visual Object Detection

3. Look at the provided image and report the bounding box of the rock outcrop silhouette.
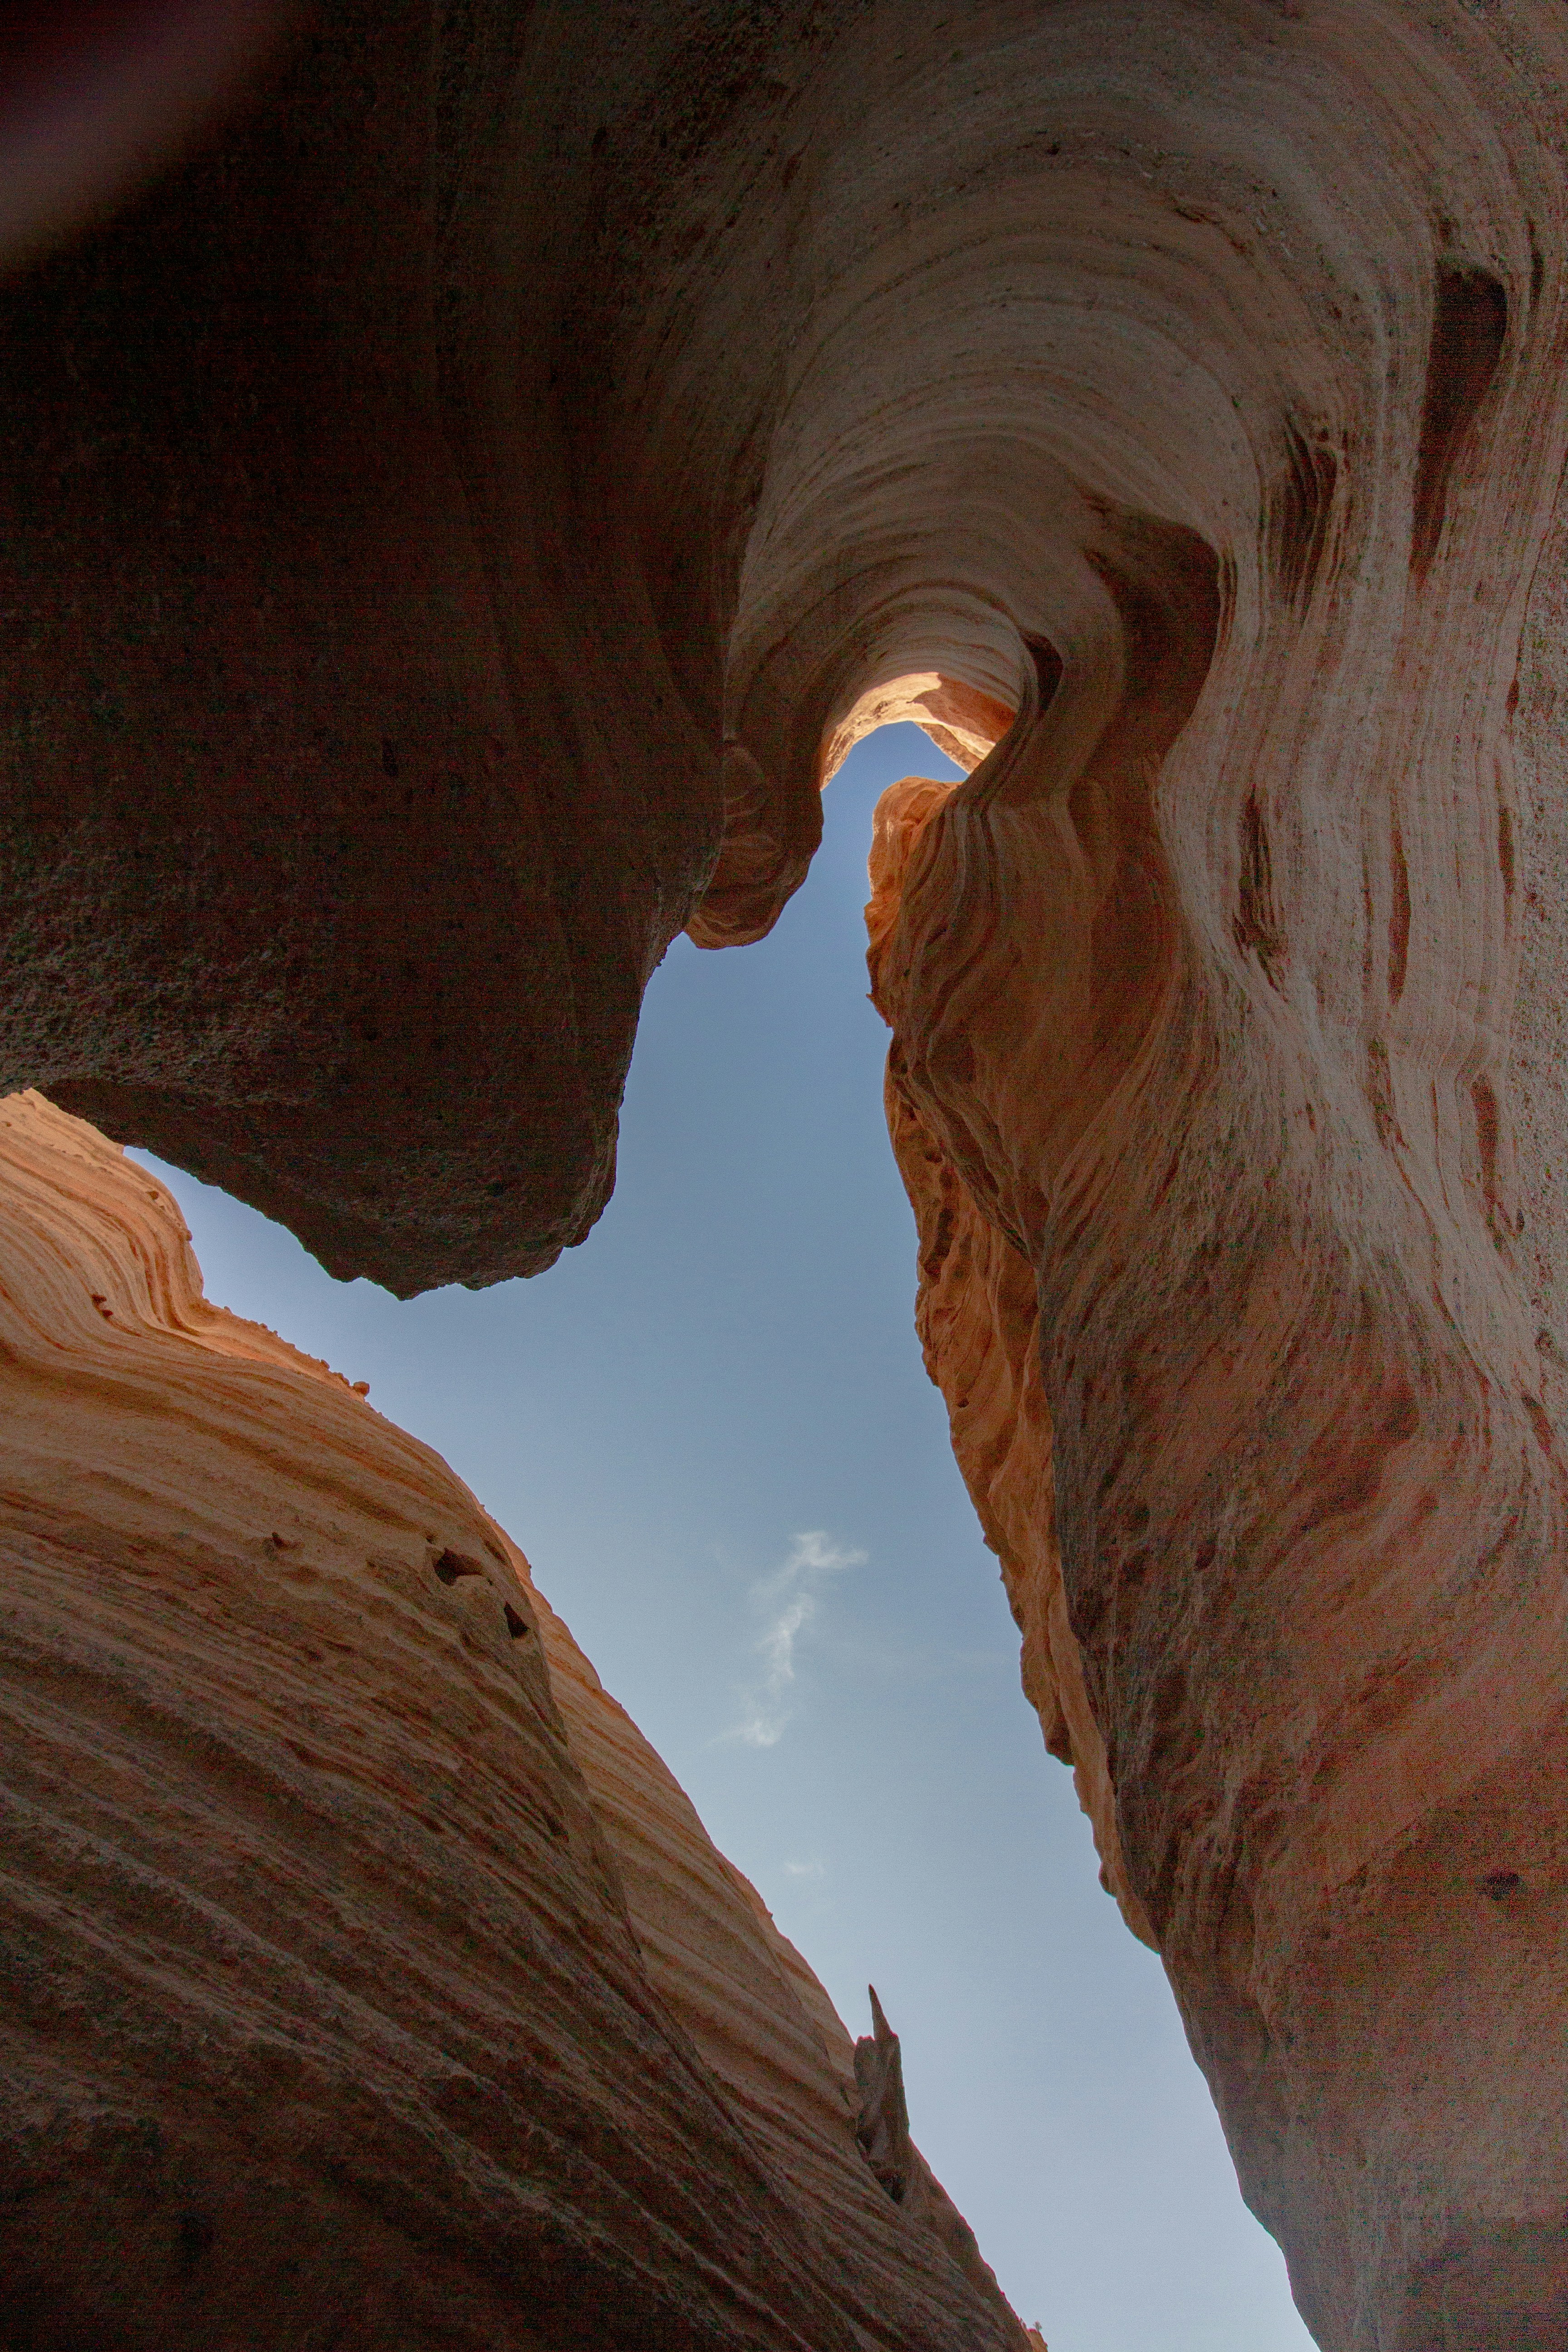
[3,1,1568,2345]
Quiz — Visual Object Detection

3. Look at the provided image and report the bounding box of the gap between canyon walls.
[3,3,1568,2348]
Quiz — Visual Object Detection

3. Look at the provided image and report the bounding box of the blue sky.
[135,722,1314,2352]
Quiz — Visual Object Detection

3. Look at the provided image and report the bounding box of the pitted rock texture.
[8,4,1568,2347]
[0,1091,1027,2352]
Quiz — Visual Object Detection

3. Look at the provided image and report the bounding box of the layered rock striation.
[5,2,1568,2345]
[841,12,1568,2333]
[0,1092,1026,2350]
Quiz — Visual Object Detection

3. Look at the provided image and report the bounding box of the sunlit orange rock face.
[0,1091,1026,2351]
[853,70,1568,2350]
[6,2,1568,2346]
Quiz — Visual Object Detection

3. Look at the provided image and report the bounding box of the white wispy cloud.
[724,1529,864,1748]
[783,1859,826,1881]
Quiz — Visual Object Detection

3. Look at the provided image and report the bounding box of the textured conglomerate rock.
[0,1091,1026,2351]
[8,2,1568,2346]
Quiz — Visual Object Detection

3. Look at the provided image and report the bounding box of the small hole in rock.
[505,1604,530,1639]
[433,1548,485,1584]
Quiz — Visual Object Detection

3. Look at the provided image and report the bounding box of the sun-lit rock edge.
[866,769,1155,1950]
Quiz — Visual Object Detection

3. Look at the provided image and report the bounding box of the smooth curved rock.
[5,4,1568,2345]
[867,770,1154,1949]
[857,165,1568,2325]
[0,1091,1026,2350]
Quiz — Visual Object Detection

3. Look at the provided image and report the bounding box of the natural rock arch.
[2,4,1568,2344]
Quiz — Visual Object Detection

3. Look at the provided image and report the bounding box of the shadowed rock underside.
[3,4,1568,2347]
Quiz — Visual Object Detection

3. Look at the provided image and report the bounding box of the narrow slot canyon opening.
[7,7,1566,2341]
[115,710,1312,2352]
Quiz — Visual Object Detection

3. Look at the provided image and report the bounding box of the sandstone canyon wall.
[3,2,1568,2347]
[0,1090,1028,2350]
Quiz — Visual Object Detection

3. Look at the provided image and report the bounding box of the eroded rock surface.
[5,3,1568,2347]
[867,773,1154,1950]
[0,1092,1026,2351]
[855,74,1568,2312]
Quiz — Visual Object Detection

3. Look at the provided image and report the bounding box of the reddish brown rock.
[861,216,1568,2339]
[0,1089,1027,2351]
[867,771,1153,1948]
[0,2,751,1291]
[7,3,1568,2345]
